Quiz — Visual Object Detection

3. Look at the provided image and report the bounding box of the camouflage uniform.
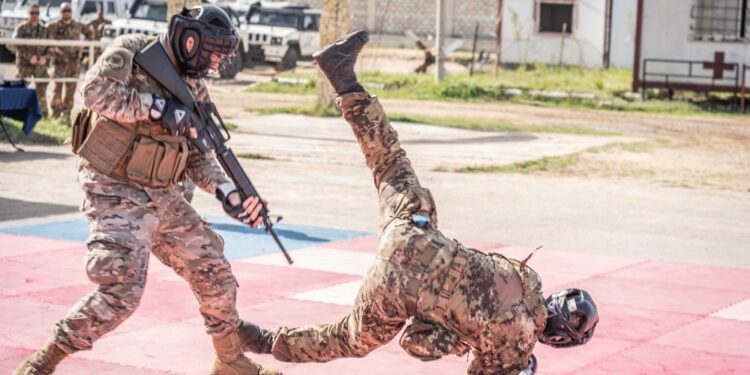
[11,21,49,116]
[85,17,110,62]
[51,34,241,354]
[46,19,87,118]
[270,93,549,374]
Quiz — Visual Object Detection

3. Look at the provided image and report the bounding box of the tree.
[317,0,351,109]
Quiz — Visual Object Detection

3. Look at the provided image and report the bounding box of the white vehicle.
[101,0,167,40]
[240,2,320,71]
[0,0,129,61]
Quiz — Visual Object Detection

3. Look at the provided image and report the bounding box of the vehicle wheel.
[275,46,298,72]
[0,45,15,63]
[220,52,242,79]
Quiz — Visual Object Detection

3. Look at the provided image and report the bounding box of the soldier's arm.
[339,92,437,228]
[467,351,523,375]
[183,78,231,194]
[81,36,153,125]
[185,147,230,194]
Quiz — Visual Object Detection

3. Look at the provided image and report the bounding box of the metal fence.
[1,38,105,83]
[288,0,499,38]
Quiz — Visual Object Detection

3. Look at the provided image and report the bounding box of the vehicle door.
[299,13,319,56]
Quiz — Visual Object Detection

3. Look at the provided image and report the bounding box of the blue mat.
[0,216,370,261]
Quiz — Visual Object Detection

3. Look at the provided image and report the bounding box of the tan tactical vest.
[72,66,190,189]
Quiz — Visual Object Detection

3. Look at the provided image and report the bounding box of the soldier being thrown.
[14,5,279,375]
[238,30,600,375]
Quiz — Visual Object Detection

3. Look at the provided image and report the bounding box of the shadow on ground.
[0,197,78,221]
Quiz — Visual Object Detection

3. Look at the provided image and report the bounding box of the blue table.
[0,86,43,151]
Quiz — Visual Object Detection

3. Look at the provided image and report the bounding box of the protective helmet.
[168,5,239,77]
[538,288,599,348]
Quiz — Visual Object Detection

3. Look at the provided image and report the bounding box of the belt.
[405,239,469,317]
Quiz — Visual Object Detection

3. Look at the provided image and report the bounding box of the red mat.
[1,233,749,374]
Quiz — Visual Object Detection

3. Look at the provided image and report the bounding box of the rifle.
[134,40,293,265]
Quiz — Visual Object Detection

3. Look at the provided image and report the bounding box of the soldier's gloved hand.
[216,182,267,228]
[150,96,199,137]
[520,354,538,375]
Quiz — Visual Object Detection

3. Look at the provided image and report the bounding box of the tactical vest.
[72,65,190,189]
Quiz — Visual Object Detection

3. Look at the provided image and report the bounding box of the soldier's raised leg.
[239,30,414,364]
[14,173,157,374]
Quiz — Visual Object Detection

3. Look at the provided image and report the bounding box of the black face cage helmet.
[168,5,239,77]
[539,288,599,348]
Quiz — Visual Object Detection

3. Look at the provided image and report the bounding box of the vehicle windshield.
[248,9,298,28]
[21,0,65,7]
[132,3,167,21]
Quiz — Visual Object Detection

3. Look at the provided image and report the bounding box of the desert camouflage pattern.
[51,34,237,353]
[12,21,49,115]
[86,18,111,40]
[47,19,87,117]
[270,93,548,374]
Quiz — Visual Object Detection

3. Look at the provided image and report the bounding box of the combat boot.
[13,339,69,375]
[211,331,281,375]
[237,320,273,354]
[313,29,369,95]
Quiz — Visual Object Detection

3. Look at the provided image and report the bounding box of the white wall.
[501,0,607,68]
[609,0,636,68]
[640,0,750,85]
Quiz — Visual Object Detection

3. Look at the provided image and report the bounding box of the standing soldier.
[239,31,600,374]
[85,5,110,61]
[13,5,279,375]
[47,2,87,122]
[11,4,49,117]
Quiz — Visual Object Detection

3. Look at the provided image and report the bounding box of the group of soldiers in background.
[11,2,110,121]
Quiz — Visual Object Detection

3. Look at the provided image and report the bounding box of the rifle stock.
[134,40,292,264]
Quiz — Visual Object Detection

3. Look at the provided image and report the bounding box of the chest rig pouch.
[74,68,190,188]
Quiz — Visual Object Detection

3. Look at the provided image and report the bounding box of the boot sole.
[313,29,370,62]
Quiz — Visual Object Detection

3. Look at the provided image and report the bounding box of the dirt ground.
[212,73,750,194]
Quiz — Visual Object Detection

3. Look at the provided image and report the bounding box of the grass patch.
[247,68,746,116]
[455,154,581,174]
[388,112,618,136]
[251,103,341,117]
[589,139,671,154]
[224,122,239,131]
[0,118,71,145]
[446,139,670,175]
[237,152,275,160]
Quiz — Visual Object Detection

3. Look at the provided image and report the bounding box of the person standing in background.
[11,4,50,117]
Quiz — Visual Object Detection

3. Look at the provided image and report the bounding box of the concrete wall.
[286,0,637,69]
[640,0,750,86]
[500,0,607,68]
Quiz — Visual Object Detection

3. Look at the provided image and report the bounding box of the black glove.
[521,354,538,375]
[216,182,245,220]
[150,96,198,136]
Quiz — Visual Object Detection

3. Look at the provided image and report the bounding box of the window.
[691,0,750,41]
[81,1,98,15]
[538,1,575,34]
[302,15,319,31]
